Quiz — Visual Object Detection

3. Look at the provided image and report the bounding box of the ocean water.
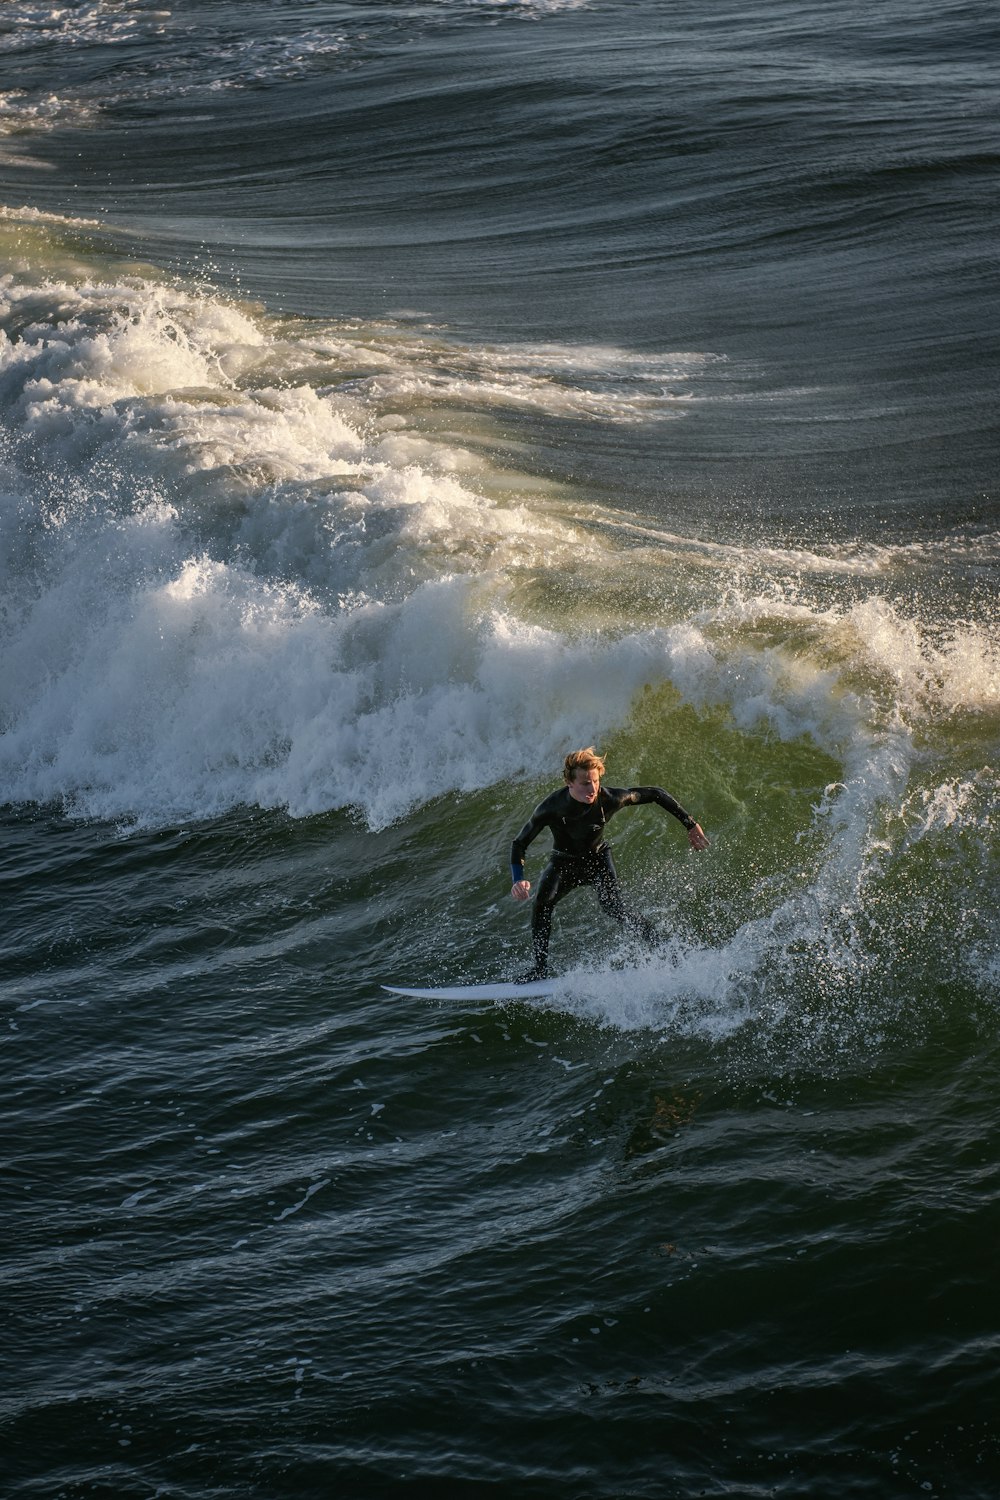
[2,1,998,1496]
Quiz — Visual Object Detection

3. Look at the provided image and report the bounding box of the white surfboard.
[382,979,555,1001]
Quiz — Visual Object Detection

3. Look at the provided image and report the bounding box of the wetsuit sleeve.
[618,786,698,830]
[510,804,551,884]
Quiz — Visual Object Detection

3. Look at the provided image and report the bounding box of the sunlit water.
[3,2,998,1496]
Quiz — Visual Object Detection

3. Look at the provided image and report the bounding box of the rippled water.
[3,2,998,1495]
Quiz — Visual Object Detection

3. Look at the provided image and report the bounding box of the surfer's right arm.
[509,799,552,900]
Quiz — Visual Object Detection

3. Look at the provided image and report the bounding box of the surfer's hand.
[687,823,710,851]
[511,880,532,901]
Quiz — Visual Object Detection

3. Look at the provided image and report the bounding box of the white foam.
[0,344,646,826]
[0,203,105,231]
[0,5,348,127]
[0,89,98,137]
[900,770,997,845]
[0,3,152,52]
[354,336,712,426]
[1,258,996,842]
[601,515,1000,582]
[478,0,592,14]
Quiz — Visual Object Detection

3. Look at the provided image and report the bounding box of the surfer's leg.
[528,906,553,978]
[594,850,657,945]
[525,860,578,978]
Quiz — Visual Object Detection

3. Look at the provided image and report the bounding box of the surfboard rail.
[382,980,555,1001]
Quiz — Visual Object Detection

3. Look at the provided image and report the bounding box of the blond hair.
[563,746,606,783]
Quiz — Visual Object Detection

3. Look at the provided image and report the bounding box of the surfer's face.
[567,768,600,804]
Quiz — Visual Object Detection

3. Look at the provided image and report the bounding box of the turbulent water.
[3,2,998,1496]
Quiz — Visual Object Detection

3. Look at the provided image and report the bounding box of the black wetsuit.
[510,785,697,976]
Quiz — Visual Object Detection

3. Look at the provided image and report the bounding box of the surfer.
[510,747,709,980]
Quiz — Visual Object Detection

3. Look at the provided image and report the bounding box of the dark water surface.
[2,1,998,1495]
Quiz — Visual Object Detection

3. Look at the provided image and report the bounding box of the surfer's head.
[564,746,605,783]
[564,747,604,803]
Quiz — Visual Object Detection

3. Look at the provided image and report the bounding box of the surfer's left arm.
[622,786,710,850]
